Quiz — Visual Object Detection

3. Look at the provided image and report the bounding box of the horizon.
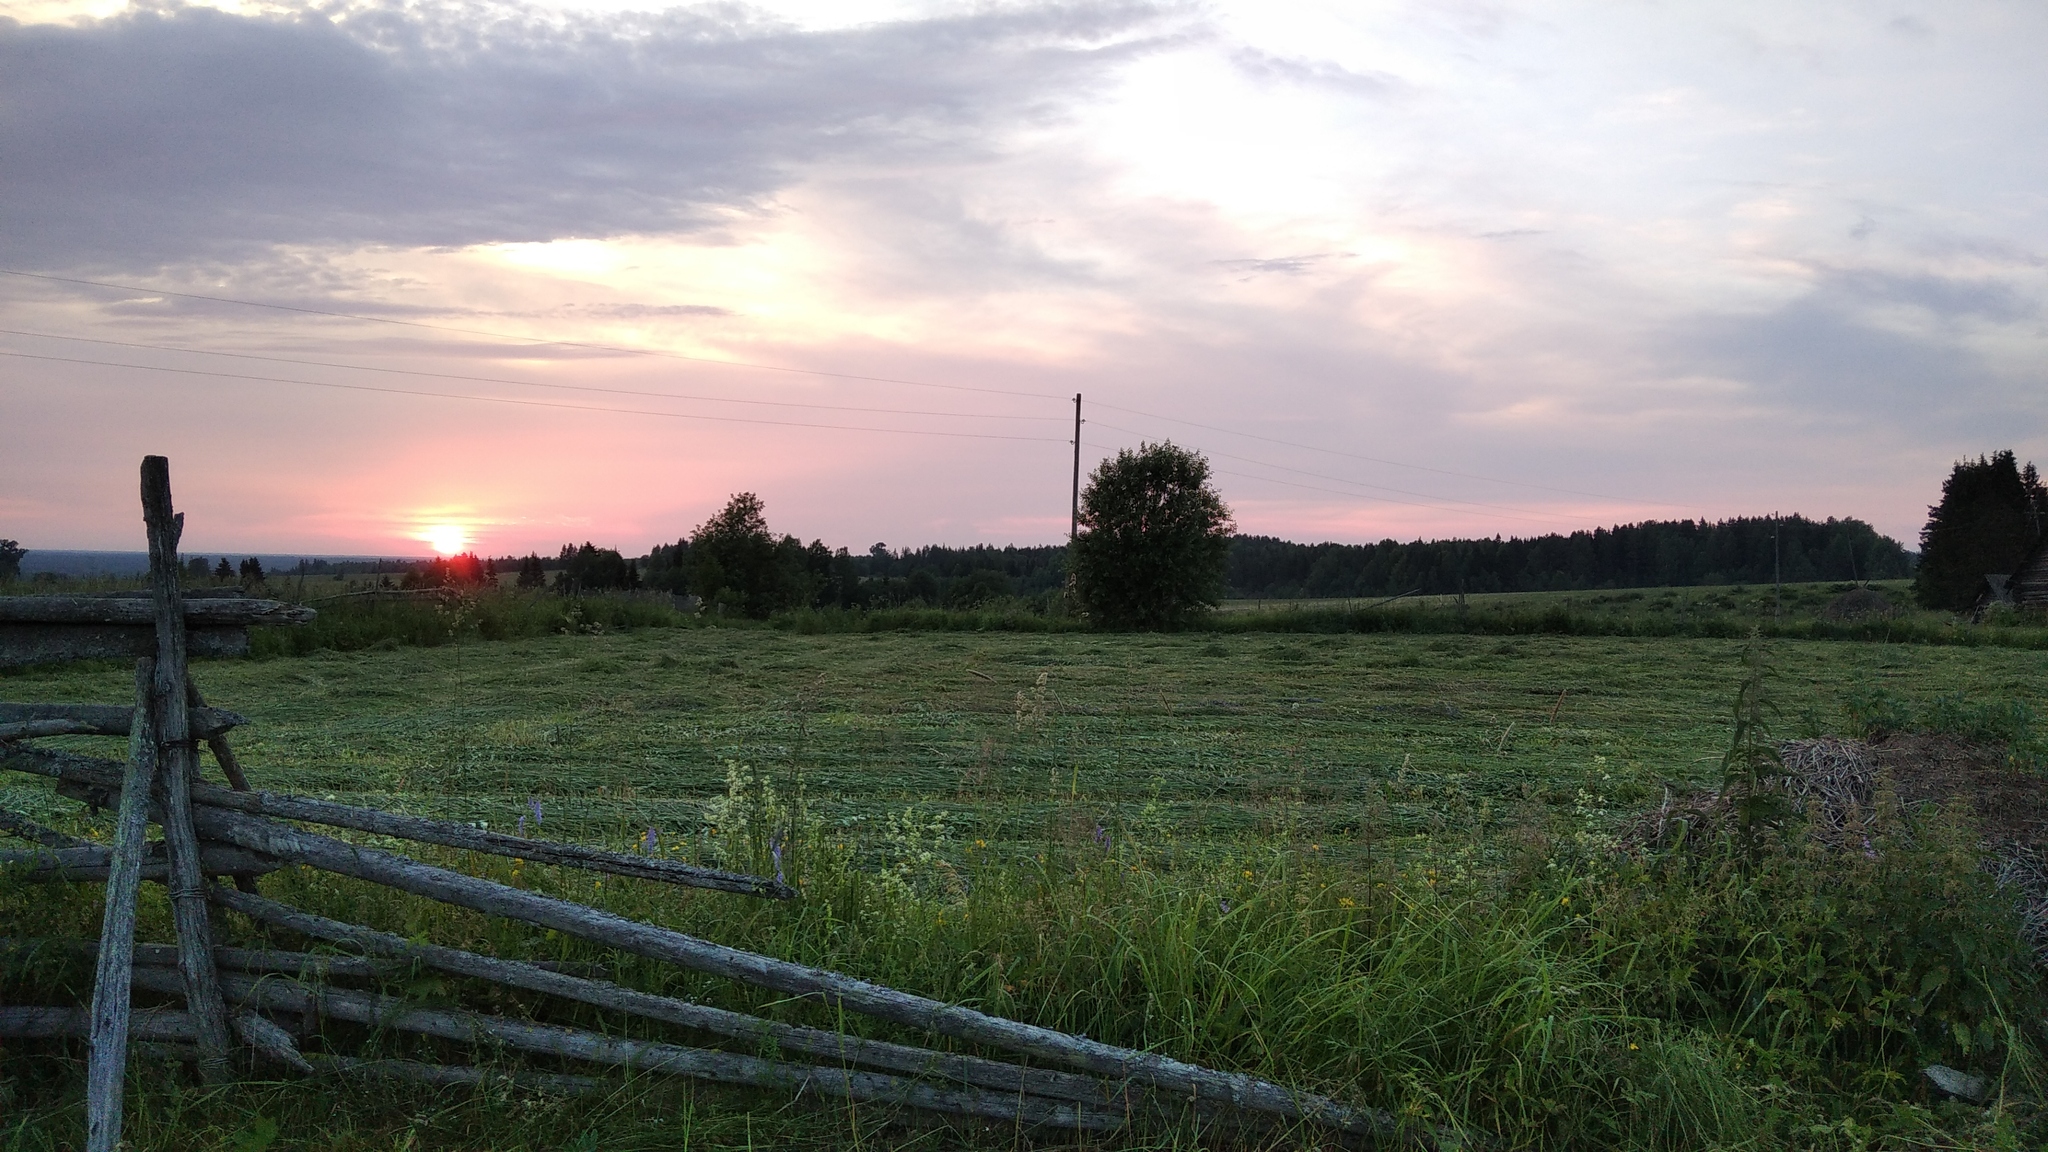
[4,2,2042,555]
[11,507,1922,571]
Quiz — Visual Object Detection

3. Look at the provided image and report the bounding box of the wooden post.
[140,456,234,1080]
[185,678,258,894]
[83,659,159,1152]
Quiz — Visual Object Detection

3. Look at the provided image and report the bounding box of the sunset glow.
[423,524,468,556]
[2,1,2043,555]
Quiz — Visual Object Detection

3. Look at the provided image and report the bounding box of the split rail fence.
[0,457,1442,1150]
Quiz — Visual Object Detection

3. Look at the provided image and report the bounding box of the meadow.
[5,605,2048,1149]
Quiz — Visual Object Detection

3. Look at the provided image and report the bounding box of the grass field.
[6,619,2048,1149]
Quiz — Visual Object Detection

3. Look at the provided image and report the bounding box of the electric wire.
[1,268,1696,521]
[1088,418,1574,520]
[1084,421,1579,526]
[0,350,1069,443]
[0,327,1061,423]
[0,268,1066,401]
[1089,398,1694,509]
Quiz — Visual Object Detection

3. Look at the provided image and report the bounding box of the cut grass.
[4,629,2045,1149]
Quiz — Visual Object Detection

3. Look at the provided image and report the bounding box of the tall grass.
[7,758,2038,1150]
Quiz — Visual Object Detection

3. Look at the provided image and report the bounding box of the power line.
[1082,417,1573,524]
[0,268,1067,402]
[1205,467,1568,526]
[1089,418,1572,520]
[0,328,1061,423]
[1089,398,1695,509]
[0,350,1071,443]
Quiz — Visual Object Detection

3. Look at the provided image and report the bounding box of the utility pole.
[1070,393,1083,542]
[1773,512,1782,618]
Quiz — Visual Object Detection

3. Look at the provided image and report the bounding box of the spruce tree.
[1914,450,2048,610]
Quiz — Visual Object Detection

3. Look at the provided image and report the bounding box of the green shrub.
[1594,803,2045,1095]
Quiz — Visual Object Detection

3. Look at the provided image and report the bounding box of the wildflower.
[1560,895,1570,906]
[1219,899,1231,914]
[1338,897,1356,908]
[975,839,987,848]
[528,797,544,827]
[642,827,660,854]
[1243,869,1253,879]
[1628,1043,1639,1051]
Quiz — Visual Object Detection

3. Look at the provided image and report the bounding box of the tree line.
[1229,516,1913,600]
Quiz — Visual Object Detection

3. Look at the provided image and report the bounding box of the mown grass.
[4,629,2047,1149]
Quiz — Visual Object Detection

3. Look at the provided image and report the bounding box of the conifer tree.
[1914,450,2048,610]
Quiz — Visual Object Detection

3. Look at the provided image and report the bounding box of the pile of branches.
[1621,737,1882,853]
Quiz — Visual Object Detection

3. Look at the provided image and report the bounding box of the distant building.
[1977,537,2048,614]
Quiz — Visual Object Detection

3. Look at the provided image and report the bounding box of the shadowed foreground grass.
[4,628,2046,1149]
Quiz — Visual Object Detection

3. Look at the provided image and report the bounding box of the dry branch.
[212,886,1126,1108]
[183,806,1396,1139]
[0,703,246,741]
[5,744,787,898]
[0,720,105,741]
[136,968,1128,1131]
[184,680,255,792]
[0,597,315,627]
[0,624,254,668]
[83,659,160,1152]
[0,806,91,849]
[3,937,408,980]
[0,1005,211,1044]
[142,454,236,1083]
[0,842,280,882]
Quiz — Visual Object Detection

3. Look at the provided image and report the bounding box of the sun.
[424,524,468,555]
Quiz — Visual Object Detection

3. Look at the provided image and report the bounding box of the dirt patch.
[1870,732,2048,850]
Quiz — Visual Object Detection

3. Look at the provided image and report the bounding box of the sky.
[2,0,2044,558]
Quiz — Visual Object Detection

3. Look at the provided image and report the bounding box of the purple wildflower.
[528,797,545,826]
[643,827,660,855]
[516,814,527,837]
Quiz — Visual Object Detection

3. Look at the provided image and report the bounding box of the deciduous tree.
[1069,442,1233,629]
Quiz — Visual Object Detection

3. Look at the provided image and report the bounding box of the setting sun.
[424,524,468,555]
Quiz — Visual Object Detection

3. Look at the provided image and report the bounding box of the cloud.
[0,0,1169,267]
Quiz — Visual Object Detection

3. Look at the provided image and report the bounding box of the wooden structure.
[2010,538,2048,609]
[1975,537,2048,616]
[0,457,1442,1148]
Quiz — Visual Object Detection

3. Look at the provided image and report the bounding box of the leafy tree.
[555,543,639,593]
[1069,442,1234,629]
[688,494,787,616]
[642,539,692,594]
[0,539,26,582]
[515,554,548,589]
[213,557,234,582]
[1914,450,2048,610]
